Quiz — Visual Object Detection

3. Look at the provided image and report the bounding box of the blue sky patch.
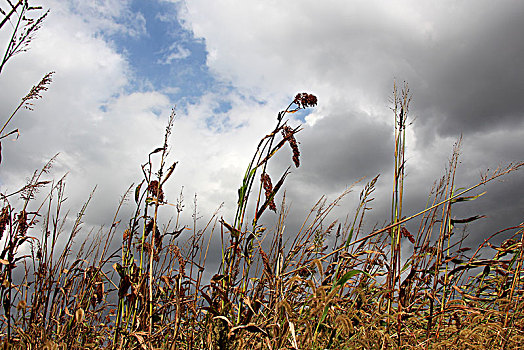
[103,0,223,106]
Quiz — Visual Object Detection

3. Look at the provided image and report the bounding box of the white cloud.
[0,1,165,225]
[65,0,147,37]
[1,0,522,248]
[173,0,524,237]
[157,43,191,64]
[0,0,295,230]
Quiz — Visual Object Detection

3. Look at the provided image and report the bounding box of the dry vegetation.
[1,2,524,349]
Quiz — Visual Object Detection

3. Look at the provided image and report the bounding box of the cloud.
[65,0,147,37]
[179,0,524,133]
[0,0,522,256]
[0,1,167,226]
[175,0,524,239]
[157,43,191,64]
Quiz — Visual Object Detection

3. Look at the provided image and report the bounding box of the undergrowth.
[1,2,523,349]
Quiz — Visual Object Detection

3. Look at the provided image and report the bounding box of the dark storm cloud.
[406,3,524,137]
[2,0,522,258]
[260,1,524,141]
[297,110,392,194]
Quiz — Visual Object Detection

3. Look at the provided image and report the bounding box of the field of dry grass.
[1,3,523,349]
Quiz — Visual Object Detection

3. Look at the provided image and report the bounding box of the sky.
[1,0,523,254]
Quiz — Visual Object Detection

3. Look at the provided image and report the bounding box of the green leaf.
[221,219,241,238]
[237,168,257,206]
[113,263,126,278]
[315,269,369,337]
[345,227,354,247]
[237,186,245,205]
[335,269,368,287]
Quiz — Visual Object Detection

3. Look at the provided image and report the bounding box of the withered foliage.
[147,180,164,203]
[1,13,523,347]
[0,98,522,350]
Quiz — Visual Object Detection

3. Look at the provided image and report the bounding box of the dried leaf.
[451,215,486,225]
[401,226,415,243]
[149,147,165,155]
[214,315,232,327]
[134,180,144,204]
[451,192,486,204]
[229,323,268,337]
[220,218,241,238]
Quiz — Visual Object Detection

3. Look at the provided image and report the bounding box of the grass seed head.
[75,308,85,323]
[282,126,300,168]
[293,93,317,108]
[0,207,8,240]
[16,210,27,236]
[261,172,277,212]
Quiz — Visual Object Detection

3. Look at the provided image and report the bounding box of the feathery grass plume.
[0,2,507,348]
[0,2,48,74]
[21,71,54,109]
[0,71,54,168]
[0,72,54,145]
[0,3,53,134]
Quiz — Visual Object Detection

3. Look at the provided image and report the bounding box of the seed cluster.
[293,93,317,109]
